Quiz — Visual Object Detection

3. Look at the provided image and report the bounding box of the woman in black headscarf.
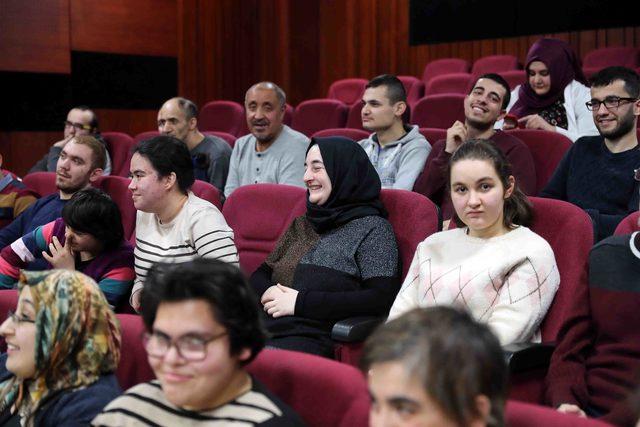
[250,137,400,358]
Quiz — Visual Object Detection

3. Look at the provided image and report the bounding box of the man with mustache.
[0,135,105,269]
[541,66,640,241]
[224,82,308,198]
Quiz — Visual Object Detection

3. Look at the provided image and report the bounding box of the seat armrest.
[503,342,556,373]
[331,316,384,342]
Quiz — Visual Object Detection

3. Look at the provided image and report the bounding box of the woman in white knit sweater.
[389,139,560,345]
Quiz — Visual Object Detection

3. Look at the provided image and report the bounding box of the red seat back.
[327,78,368,105]
[292,99,348,137]
[191,179,222,210]
[247,349,369,427]
[505,401,612,426]
[203,131,236,149]
[614,211,640,235]
[93,176,137,241]
[380,189,440,280]
[115,314,155,390]
[499,69,527,91]
[312,128,370,141]
[425,73,472,95]
[346,102,365,130]
[422,58,471,85]
[22,172,57,197]
[102,132,136,177]
[472,55,520,77]
[199,100,245,136]
[398,75,425,107]
[134,131,160,144]
[506,129,573,195]
[527,197,594,341]
[411,94,466,129]
[418,128,447,144]
[583,47,640,69]
[222,184,306,276]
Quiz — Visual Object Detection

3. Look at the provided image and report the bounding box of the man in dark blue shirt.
[0,135,106,268]
[541,66,640,241]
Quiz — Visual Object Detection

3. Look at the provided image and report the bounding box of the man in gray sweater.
[158,97,231,193]
[358,74,431,190]
[225,82,308,198]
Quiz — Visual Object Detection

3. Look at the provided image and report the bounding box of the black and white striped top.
[92,379,305,426]
[131,192,239,297]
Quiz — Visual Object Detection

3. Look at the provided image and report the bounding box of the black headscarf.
[305,136,387,233]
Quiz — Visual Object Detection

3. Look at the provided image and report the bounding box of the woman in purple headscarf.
[504,38,599,142]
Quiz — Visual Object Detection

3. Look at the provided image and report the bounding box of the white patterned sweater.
[389,226,560,345]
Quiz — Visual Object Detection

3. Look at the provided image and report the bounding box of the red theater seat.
[418,127,447,144]
[398,75,425,107]
[425,73,472,95]
[191,179,222,210]
[500,69,527,91]
[134,131,160,144]
[291,99,348,137]
[506,129,572,195]
[346,102,365,130]
[312,128,370,141]
[472,55,520,77]
[102,132,136,177]
[199,100,245,136]
[327,78,368,105]
[614,211,640,235]
[422,58,471,85]
[203,131,236,149]
[411,94,466,129]
[582,47,640,78]
[22,172,57,197]
[93,175,137,241]
[115,314,155,390]
[247,349,369,427]
[222,184,306,276]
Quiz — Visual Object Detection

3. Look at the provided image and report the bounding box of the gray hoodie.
[358,124,431,190]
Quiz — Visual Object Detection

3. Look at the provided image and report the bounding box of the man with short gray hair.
[224,82,308,197]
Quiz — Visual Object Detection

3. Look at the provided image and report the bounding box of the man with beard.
[157,97,231,193]
[413,74,536,220]
[541,66,640,241]
[224,82,307,198]
[0,135,105,269]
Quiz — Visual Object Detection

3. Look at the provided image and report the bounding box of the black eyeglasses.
[634,168,640,182]
[142,331,227,361]
[585,96,638,111]
[6,310,35,325]
[63,120,93,131]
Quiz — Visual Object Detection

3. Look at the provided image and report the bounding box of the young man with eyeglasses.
[541,66,640,241]
[93,259,305,426]
[28,106,113,175]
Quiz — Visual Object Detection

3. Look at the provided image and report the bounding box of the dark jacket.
[0,354,121,426]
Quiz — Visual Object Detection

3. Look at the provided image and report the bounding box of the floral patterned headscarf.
[0,269,121,425]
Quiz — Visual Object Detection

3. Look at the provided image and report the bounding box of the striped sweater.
[0,169,37,229]
[0,218,134,307]
[131,192,238,300]
[92,378,305,426]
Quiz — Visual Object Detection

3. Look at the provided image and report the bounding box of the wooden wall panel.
[0,132,61,177]
[70,0,177,56]
[0,0,70,73]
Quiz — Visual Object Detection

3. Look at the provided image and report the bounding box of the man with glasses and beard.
[0,135,106,269]
[541,66,640,241]
[224,82,308,198]
[29,106,112,175]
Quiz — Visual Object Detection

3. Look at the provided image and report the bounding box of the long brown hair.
[449,139,532,229]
